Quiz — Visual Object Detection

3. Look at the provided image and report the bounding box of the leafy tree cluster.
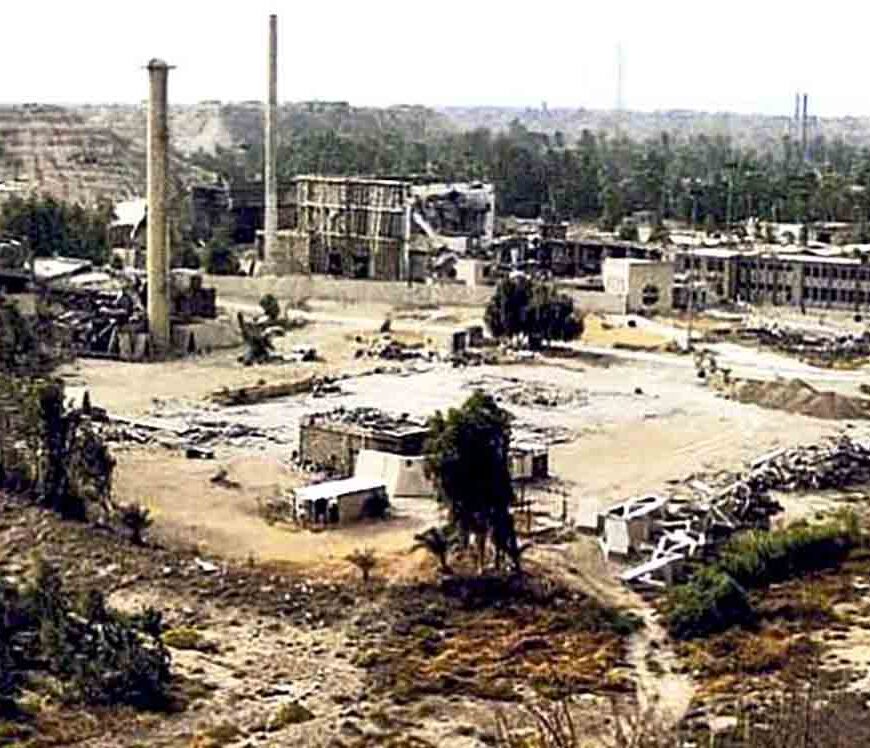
[191,120,870,233]
[425,392,521,572]
[485,277,583,347]
[0,559,171,717]
[0,195,114,264]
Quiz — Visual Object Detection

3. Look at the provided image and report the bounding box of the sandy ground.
[114,449,442,564]
[581,315,670,349]
[94,330,849,569]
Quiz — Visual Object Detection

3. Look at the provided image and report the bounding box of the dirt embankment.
[727,377,870,420]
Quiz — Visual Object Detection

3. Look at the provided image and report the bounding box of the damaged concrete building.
[298,407,430,476]
[674,247,870,311]
[241,176,494,280]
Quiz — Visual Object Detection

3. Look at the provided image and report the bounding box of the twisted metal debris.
[613,434,870,588]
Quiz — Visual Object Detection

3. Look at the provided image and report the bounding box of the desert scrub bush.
[0,559,171,716]
[665,516,860,639]
[718,519,855,587]
[346,548,378,585]
[118,502,153,545]
[665,566,753,640]
[162,627,218,653]
[259,293,281,322]
[269,701,314,730]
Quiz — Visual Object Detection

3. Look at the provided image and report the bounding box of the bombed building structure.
[298,407,430,476]
[208,176,496,281]
[674,246,870,312]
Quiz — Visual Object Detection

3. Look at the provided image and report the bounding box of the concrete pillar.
[146,59,171,356]
[263,14,279,269]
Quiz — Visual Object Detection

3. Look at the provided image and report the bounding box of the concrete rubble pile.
[103,412,292,455]
[741,321,870,364]
[48,285,148,360]
[354,335,440,363]
[305,406,427,433]
[609,434,870,589]
[466,375,588,409]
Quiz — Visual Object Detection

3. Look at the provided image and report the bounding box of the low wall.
[206,274,493,308]
[561,289,626,315]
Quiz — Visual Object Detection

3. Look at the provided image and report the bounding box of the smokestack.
[263,14,278,269]
[802,93,809,162]
[794,92,800,137]
[146,59,171,356]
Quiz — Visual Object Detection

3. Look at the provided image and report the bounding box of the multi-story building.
[674,247,870,311]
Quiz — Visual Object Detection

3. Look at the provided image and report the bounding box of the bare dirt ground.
[114,449,441,564]
[37,301,870,746]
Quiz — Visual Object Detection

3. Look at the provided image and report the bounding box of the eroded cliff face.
[0,104,213,207]
[0,105,147,204]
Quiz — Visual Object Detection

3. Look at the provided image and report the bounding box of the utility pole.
[686,239,695,352]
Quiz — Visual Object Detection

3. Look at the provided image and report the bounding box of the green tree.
[485,277,582,348]
[0,196,110,264]
[425,392,521,572]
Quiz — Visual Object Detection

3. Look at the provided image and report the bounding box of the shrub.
[1,559,172,714]
[205,244,240,276]
[259,293,281,322]
[346,548,377,585]
[270,702,314,730]
[665,516,860,639]
[119,503,153,545]
[163,627,217,653]
[176,244,201,270]
[665,567,752,640]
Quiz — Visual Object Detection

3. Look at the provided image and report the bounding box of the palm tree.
[412,527,454,574]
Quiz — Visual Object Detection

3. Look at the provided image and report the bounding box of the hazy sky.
[3,1,868,117]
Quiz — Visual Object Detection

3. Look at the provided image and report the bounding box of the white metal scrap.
[614,433,870,589]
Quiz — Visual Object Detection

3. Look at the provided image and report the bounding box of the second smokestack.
[263,14,278,270]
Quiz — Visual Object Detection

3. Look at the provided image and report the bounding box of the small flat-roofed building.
[299,408,430,476]
[510,442,549,481]
[602,257,674,314]
[293,477,388,526]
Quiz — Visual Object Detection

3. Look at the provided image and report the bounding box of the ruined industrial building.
[6,9,870,748]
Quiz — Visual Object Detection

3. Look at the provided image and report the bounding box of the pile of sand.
[731,378,870,420]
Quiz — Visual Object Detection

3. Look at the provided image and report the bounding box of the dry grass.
[363,574,638,704]
[580,316,668,350]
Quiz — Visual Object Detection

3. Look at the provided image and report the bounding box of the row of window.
[803,287,867,304]
[747,284,868,304]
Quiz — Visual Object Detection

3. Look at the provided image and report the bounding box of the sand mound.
[731,378,870,420]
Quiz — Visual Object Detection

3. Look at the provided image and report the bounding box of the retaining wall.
[206,274,493,308]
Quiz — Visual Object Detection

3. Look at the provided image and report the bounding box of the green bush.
[665,567,752,640]
[259,293,281,322]
[1,560,172,714]
[665,516,859,639]
[718,521,853,588]
[205,243,240,276]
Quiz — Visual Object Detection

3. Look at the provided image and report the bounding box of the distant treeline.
[191,121,870,236]
[0,196,113,264]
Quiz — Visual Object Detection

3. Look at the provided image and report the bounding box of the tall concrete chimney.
[147,59,171,356]
[263,14,279,270]
[802,93,809,162]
